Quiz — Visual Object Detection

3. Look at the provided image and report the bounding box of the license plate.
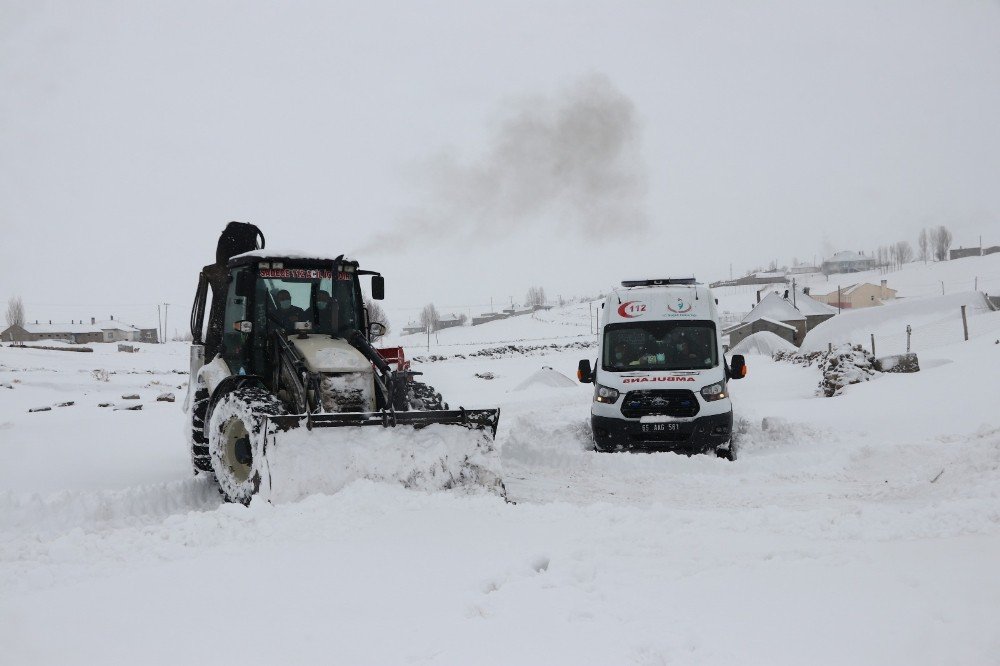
[641,423,679,433]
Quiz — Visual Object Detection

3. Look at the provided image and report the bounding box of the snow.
[260,423,504,503]
[729,331,798,356]
[792,291,839,315]
[801,291,997,354]
[742,292,805,322]
[712,253,1000,325]
[512,366,578,390]
[232,248,350,261]
[2,284,1000,664]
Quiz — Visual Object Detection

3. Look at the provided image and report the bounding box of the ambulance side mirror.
[577,359,593,383]
[730,354,747,380]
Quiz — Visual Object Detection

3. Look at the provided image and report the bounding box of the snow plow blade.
[267,408,500,435]
[248,408,504,504]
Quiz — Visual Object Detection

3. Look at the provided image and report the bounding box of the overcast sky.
[2,0,998,331]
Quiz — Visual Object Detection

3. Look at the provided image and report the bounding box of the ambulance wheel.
[715,442,736,461]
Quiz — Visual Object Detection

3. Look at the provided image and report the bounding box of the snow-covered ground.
[712,253,1000,325]
[2,290,1000,664]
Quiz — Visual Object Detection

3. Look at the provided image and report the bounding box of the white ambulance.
[577,278,747,457]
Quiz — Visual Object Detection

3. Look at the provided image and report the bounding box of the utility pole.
[792,278,797,308]
[164,303,169,344]
[157,305,162,343]
[961,305,969,341]
[837,286,842,314]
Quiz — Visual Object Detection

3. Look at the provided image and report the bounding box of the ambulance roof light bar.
[621,277,698,288]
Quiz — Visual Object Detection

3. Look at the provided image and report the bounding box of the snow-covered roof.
[727,316,797,332]
[438,313,462,322]
[814,283,896,299]
[755,316,797,331]
[23,322,101,334]
[794,292,839,316]
[742,292,805,324]
[22,319,141,334]
[233,248,350,262]
[825,251,872,263]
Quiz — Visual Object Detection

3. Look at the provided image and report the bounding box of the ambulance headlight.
[700,380,727,401]
[594,385,620,404]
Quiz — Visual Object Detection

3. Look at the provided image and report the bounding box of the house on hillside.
[794,289,840,331]
[726,290,837,347]
[436,313,464,330]
[472,312,508,326]
[949,244,1000,260]
[401,321,425,335]
[821,251,876,275]
[814,281,897,309]
[710,271,789,289]
[136,327,159,343]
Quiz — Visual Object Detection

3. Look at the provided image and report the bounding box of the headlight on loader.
[594,384,620,404]
[700,380,727,402]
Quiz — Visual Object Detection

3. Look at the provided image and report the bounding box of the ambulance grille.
[620,390,700,418]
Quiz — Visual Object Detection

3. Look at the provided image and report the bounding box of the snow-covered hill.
[712,252,1000,323]
[2,270,1000,664]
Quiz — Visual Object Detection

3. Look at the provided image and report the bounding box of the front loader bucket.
[250,408,504,503]
[267,408,500,437]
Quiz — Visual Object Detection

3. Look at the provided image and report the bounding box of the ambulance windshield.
[603,321,717,372]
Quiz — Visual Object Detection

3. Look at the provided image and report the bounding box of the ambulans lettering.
[621,376,696,383]
[617,301,647,318]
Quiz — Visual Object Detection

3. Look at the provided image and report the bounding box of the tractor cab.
[215,254,384,382]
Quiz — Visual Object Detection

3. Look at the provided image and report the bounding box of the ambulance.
[577,278,747,457]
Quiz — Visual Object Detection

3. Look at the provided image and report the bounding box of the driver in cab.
[272,289,306,330]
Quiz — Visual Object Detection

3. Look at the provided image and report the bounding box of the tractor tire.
[207,384,286,504]
[189,384,212,474]
[407,380,448,411]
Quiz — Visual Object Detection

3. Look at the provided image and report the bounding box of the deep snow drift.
[2,286,1000,664]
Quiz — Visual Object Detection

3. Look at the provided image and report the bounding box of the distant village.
[1,316,159,345]
[714,239,998,349]
[401,302,555,335]
[3,236,996,348]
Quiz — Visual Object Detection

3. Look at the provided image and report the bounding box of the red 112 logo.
[617,301,647,318]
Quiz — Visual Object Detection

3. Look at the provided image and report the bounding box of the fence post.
[906,324,912,352]
[961,305,969,341]
[828,342,832,354]
[871,334,875,356]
